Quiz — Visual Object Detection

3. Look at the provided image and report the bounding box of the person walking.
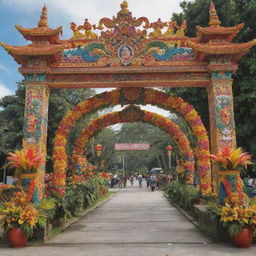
[138,175,143,188]
[123,175,128,188]
[130,175,134,187]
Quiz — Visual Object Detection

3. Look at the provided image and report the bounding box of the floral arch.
[71,105,195,183]
[53,88,211,196]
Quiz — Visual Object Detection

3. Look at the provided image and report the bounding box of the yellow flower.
[18,219,24,224]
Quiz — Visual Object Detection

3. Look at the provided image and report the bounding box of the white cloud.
[0,82,14,98]
[2,0,183,38]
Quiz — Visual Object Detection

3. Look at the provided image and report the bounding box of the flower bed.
[0,175,108,243]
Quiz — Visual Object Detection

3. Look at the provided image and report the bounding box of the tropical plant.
[4,148,42,177]
[207,196,256,237]
[51,176,108,219]
[210,146,253,172]
[0,184,21,202]
[0,190,56,238]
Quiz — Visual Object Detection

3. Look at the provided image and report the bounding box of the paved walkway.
[1,182,256,255]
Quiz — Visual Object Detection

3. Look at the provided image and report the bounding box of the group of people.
[110,175,135,188]
[110,174,151,188]
[109,172,172,189]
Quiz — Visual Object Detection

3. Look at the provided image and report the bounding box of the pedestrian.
[130,175,134,187]
[138,175,143,188]
[146,175,150,188]
[123,175,128,188]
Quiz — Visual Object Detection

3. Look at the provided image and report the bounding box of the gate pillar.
[208,64,237,192]
[23,83,50,201]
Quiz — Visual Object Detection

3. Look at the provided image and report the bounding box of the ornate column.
[23,82,50,201]
[188,3,256,193]
[208,64,237,191]
[0,5,62,201]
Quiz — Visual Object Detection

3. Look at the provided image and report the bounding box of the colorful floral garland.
[72,106,195,185]
[219,173,245,205]
[53,88,211,196]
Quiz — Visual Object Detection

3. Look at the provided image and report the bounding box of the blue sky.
[0,0,183,98]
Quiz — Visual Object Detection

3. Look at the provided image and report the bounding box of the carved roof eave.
[189,40,256,61]
[15,24,62,43]
[0,42,64,65]
[0,42,64,55]
[196,23,244,43]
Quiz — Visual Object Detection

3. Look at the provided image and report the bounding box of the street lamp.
[122,153,125,178]
[95,144,103,171]
[166,145,173,169]
[95,144,103,156]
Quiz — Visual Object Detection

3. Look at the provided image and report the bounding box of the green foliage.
[0,84,95,171]
[51,177,107,220]
[166,0,256,171]
[207,203,243,237]
[165,181,199,212]
[207,197,256,237]
[86,127,117,171]
[106,122,174,173]
[225,222,242,237]
[0,186,21,202]
[0,83,25,154]
[38,198,56,219]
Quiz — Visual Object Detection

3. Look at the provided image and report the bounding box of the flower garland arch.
[71,106,195,185]
[53,88,211,196]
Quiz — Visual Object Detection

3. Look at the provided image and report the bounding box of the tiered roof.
[189,3,256,62]
[15,5,62,43]
[0,5,64,65]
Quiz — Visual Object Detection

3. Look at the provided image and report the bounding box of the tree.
[166,0,256,168]
[105,122,174,173]
[86,127,118,171]
[0,83,25,154]
[0,83,96,171]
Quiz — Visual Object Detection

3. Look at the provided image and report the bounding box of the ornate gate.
[1,1,255,198]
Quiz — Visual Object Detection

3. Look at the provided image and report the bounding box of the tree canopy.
[167,0,256,171]
[0,83,95,171]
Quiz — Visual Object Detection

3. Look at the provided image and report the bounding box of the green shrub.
[165,181,199,212]
[51,177,108,221]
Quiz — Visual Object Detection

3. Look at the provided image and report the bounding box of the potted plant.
[210,146,252,205]
[0,190,55,247]
[4,148,42,206]
[208,196,256,248]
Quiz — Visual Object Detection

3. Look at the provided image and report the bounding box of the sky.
[0,0,184,116]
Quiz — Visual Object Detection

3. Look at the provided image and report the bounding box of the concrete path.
[1,181,256,255]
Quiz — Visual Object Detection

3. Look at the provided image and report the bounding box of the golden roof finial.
[120,0,129,14]
[38,4,48,28]
[208,2,221,26]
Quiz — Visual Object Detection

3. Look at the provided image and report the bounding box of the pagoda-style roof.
[16,25,62,43]
[0,42,64,56]
[189,40,256,61]
[196,23,244,43]
[0,42,64,65]
[16,5,62,44]
[196,3,244,43]
[188,3,256,62]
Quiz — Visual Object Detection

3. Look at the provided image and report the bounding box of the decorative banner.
[115,143,150,151]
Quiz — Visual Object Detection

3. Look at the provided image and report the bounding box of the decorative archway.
[2,2,255,199]
[71,105,195,183]
[53,88,211,195]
